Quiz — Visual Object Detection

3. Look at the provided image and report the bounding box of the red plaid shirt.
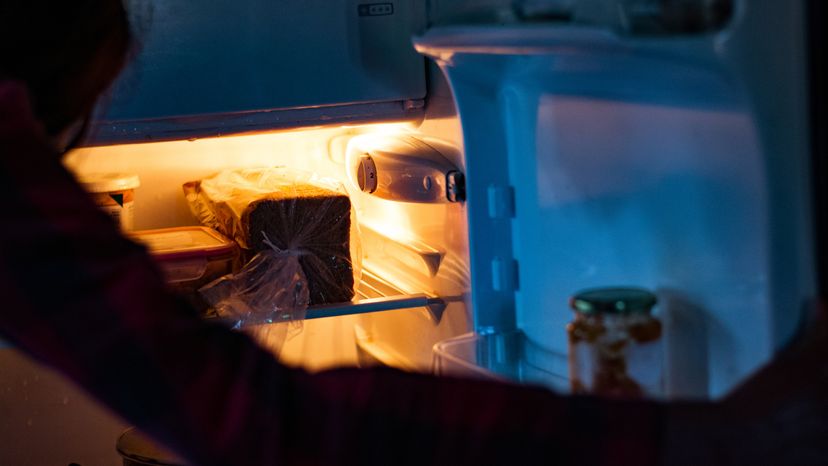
[0,80,666,466]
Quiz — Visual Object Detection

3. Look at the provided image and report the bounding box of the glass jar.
[567,287,662,398]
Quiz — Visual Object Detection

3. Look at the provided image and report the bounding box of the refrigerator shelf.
[211,267,446,326]
[304,293,444,320]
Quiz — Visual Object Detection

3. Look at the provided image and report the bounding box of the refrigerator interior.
[426,0,817,401]
[62,114,472,373]
[0,63,470,466]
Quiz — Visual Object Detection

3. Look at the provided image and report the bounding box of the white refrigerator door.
[417,1,816,399]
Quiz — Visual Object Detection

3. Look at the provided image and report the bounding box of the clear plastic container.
[130,226,237,312]
[567,287,663,398]
[433,330,570,392]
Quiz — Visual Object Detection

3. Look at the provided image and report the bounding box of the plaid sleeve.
[286,367,665,466]
[0,80,664,466]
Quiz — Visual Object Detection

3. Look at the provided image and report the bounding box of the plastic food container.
[79,173,141,231]
[130,226,237,312]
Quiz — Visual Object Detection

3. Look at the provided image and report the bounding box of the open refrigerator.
[0,0,825,464]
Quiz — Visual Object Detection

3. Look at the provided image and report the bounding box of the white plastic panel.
[417,0,816,398]
[510,93,769,398]
[115,0,426,117]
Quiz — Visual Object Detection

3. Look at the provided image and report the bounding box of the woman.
[1,1,827,464]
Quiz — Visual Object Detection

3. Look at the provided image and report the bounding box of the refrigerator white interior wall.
[65,125,390,230]
[354,62,471,371]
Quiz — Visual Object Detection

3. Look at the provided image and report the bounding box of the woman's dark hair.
[0,0,131,135]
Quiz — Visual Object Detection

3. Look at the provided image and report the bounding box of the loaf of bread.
[243,185,354,305]
[184,176,355,306]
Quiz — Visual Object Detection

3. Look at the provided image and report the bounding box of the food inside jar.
[628,319,662,343]
[566,316,606,344]
[567,314,661,397]
[594,340,643,397]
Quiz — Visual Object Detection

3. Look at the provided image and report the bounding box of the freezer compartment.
[91,0,428,144]
[433,330,569,392]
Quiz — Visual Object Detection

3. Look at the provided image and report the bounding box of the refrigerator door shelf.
[432,330,569,392]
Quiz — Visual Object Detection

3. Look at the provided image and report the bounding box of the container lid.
[569,287,657,315]
[130,226,236,262]
[79,173,141,192]
[116,427,189,466]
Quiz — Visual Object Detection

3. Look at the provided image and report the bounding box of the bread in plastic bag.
[198,233,310,355]
[184,167,359,308]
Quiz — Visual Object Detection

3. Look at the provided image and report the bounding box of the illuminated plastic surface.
[417,1,815,398]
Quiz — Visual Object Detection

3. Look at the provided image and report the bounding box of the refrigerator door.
[418,0,816,398]
[90,0,427,144]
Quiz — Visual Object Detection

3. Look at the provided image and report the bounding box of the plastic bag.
[199,234,309,326]
[199,232,310,355]
[184,167,361,352]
